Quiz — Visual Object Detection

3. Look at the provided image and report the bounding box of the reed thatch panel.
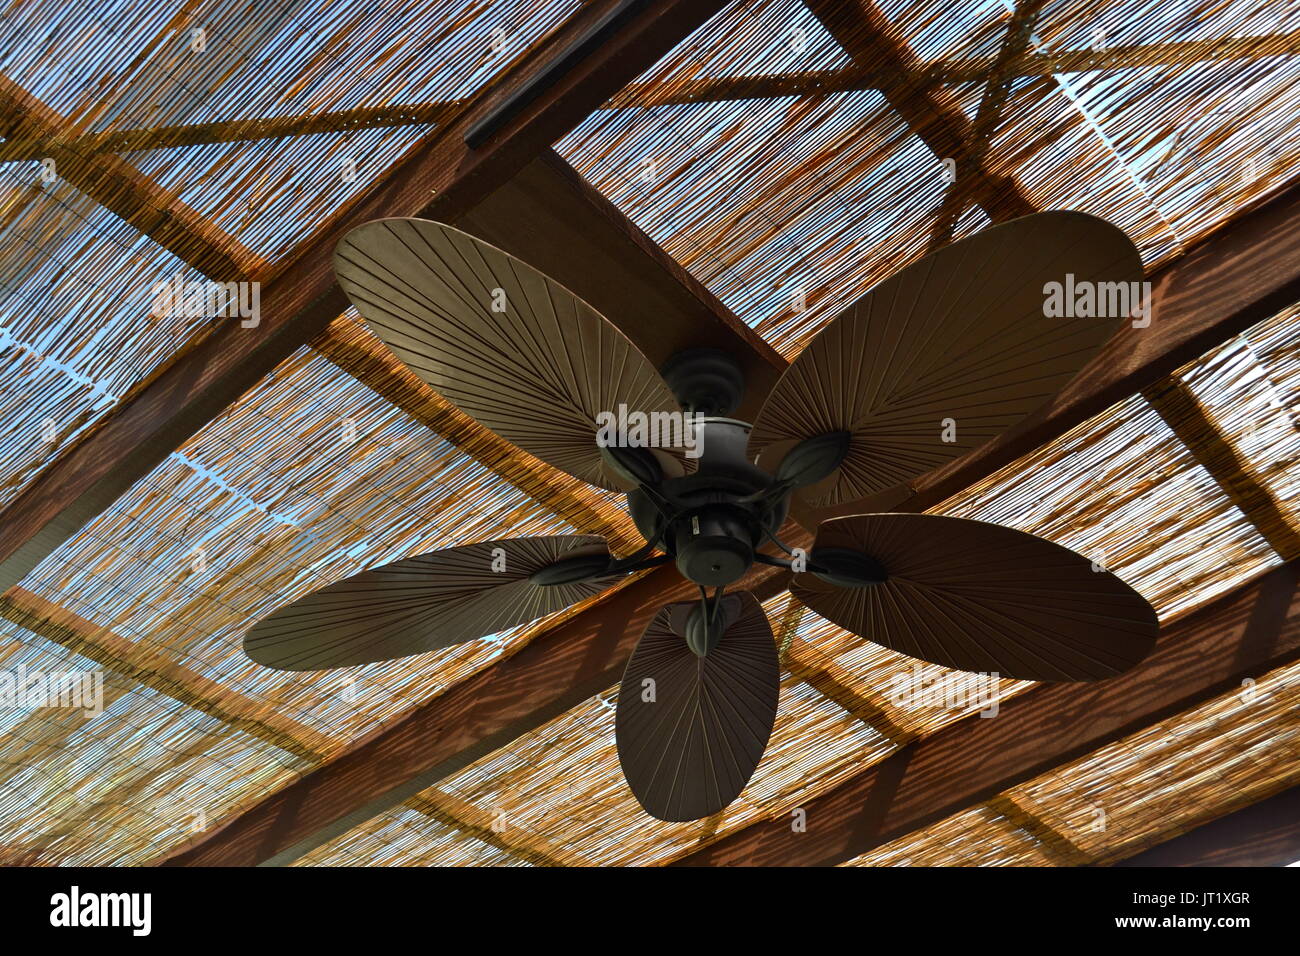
[1177,307,1300,543]
[120,127,434,262]
[839,805,1060,867]
[2,0,578,131]
[1024,0,1300,241]
[0,619,309,865]
[934,393,1282,620]
[13,345,595,752]
[0,179,228,508]
[845,658,1300,866]
[558,0,1300,358]
[292,802,532,868]
[2,0,582,260]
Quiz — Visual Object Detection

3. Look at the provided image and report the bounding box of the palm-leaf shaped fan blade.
[792,514,1158,682]
[245,535,620,671]
[616,591,779,822]
[333,218,687,491]
[750,211,1144,507]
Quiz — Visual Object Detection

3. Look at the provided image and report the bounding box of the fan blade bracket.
[529,552,616,586]
[775,430,851,488]
[598,442,664,489]
[807,546,888,588]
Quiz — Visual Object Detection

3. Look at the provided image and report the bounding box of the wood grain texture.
[244,535,620,670]
[793,513,1158,681]
[675,560,1300,866]
[617,592,779,821]
[0,0,729,592]
[751,212,1143,507]
[156,526,805,866]
[335,218,684,490]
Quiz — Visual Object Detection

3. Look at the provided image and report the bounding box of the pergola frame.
[2,0,1299,867]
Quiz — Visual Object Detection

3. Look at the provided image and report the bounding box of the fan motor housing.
[628,417,789,587]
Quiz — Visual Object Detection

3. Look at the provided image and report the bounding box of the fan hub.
[672,506,755,586]
[626,416,789,588]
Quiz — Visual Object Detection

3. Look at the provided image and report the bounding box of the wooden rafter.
[672,559,1300,866]
[804,0,1036,223]
[5,31,1296,162]
[1143,377,1300,560]
[0,0,730,594]
[927,0,1048,245]
[621,29,1300,107]
[0,587,587,866]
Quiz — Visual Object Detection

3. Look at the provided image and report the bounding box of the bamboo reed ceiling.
[0,0,1298,866]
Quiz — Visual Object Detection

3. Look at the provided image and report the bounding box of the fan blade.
[616,591,779,822]
[334,218,687,490]
[245,535,620,671]
[750,211,1143,506]
[793,514,1157,681]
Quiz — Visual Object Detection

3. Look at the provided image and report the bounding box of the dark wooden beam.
[927,0,1047,245]
[460,150,789,422]
[1143,377,1300,560]
[805,0,1036,223]
[0,0,729,593]
[156,553,803,866]
[673,559,1300,866]
[1116,784,1300,867]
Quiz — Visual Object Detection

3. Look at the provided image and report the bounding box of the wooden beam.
[1143,377,1300,560]
[672,558,1300,866]
[0,0,729,593]
[1115,783,1300,867]
[0,587,333,762]
[156,551,804,866]
[6,31,1295,162]
[927,0,1047,245]
[805,0,1036,223]
[0,101,466,163]
[823,176,1300,521]
[0,77,265,279]
[620,31,1300,106]
[0,587,586,866]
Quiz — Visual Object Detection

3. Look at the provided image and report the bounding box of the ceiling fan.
[244,211,1159,823]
